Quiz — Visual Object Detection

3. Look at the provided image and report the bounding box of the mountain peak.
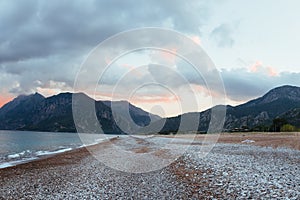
[32,92,45,99]
[0,92,45,119]
[268,85,299,93]
[262,85,300,103]
[14,92,44,101]
[242,85,300,107]
[7,92,43,105]
[0,91,161,133]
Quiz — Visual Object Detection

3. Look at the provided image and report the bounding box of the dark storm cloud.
[0,0,211,95]
[2,0,298,104]
[0,0,209,63]
[0,53,81,94]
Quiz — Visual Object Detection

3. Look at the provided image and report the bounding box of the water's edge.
[0,136,117,169]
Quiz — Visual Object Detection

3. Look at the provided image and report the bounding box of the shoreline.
[1,132,299,171]
[0,136,118,170]
[0,137,121,182]
[1,133,299,199]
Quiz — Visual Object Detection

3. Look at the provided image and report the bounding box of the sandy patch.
[161,132,300,150]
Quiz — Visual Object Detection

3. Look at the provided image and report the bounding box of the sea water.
[0,130,116,169]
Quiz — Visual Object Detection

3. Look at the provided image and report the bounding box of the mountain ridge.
[155,85,300,133]
[0,92,161,133]
[0,85,299,133]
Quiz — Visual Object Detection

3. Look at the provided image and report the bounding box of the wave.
[35,148,73,156]
[0,147,73,169]
[0,136,116,169]
[0,157,38,169]
[7,150,32,159]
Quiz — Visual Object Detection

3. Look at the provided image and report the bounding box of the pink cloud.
[150,47,178,66]
[121,63,144,77]
[249,60,278,77]
[93,91,122,100]
[190,35,201,45]
[161,48,177,64]
[191,84,221,98]
[131,95,179,104]
[37,88,61,97]
[267,66,278,77]
[249,61,263,72]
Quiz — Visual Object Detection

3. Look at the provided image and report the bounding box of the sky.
[0,0,300,117]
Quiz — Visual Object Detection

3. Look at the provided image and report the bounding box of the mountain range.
[157,85,300,133]
[0,92,160,133]
[0,85,299,133]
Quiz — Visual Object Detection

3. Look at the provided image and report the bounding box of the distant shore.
[166,132,300,150]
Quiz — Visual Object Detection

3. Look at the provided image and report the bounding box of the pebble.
[0,139,299,199]
[183,143,300,199]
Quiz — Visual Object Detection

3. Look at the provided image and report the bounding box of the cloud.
[221,67,300,102]
[210,23,235,48]
[0,0,211,97]
[189,35,202,45]
[249,61,278,77]
[0,53,81,95]
[0,0,209,64]
[1,0,299,116]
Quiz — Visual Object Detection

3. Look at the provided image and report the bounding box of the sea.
[0,130,116,169]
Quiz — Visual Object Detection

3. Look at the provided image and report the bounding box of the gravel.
[181,143,300,199]
[0,136,299,199]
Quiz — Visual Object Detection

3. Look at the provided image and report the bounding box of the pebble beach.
[0,133,299,199]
